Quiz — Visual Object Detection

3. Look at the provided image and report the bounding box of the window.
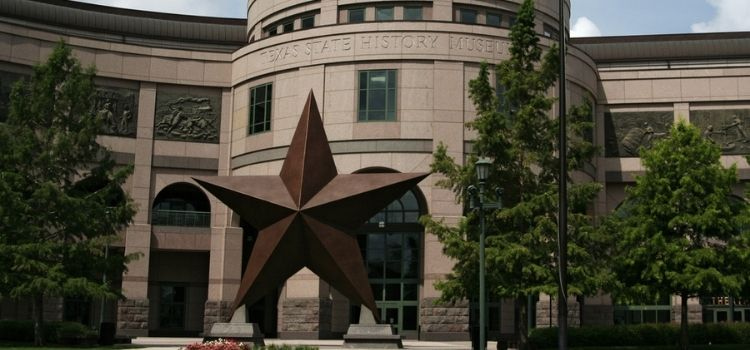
[614,295,671,325]
[543,23,560,40]
[349,8,365,23]
[403,6,422,20]
[487,12,501,27]
[301,15,315,29]
[459,8,477,24]
[267,26,278,36]
[358,70,397,121]
[282,21,294,33]
[152,183,211,227]
[355,189,423,336]
[249,83,272,134]
[376,6,394,21]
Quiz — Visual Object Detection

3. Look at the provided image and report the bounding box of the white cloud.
[74,0,244,18]
[691,0,750,32]
[570,17,602,37]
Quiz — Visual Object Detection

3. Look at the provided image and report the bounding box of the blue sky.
[75,0,750,37]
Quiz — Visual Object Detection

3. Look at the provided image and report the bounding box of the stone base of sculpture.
[203,306,265,346]
[343,309,403,349]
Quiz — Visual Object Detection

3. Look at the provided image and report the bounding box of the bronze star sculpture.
[194,91,428,321]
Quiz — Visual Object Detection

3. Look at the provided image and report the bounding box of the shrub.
[0,320,96,344]
[54,321,98,345]
[528,323,750,349]
[0,320,34,342]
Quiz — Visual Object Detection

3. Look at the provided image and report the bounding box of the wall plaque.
[154,92,220,143]
[604,111,673,157]
[691,109,750,155]
[94,87,138,137]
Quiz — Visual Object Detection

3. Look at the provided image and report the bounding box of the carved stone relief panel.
[691,109,750,155]
[154,88,221,143]
[604,111,673,157]
[0,71,25,123]
[94,87,139,137]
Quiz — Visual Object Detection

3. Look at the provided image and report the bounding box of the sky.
[74,0,750,37]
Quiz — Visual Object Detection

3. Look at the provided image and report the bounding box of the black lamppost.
[557,0,569,349]
[468,158,499,350]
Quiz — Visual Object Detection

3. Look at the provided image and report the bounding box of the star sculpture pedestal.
[196,91,426,346]
[203,306,264,346]
[343,309,403,349]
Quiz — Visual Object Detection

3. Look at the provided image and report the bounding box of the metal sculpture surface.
[194,91,428,320]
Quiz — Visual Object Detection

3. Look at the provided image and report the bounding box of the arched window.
[152,183,211,227]
[355,187,425,338]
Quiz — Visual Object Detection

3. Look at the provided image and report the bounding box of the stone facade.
[117,299,149,337]
[279,298,334,339]
[535,298,581,328]
[672,302,704,325]
[1,0,750,340]
[203,300,235,335]
[419,298,470,340]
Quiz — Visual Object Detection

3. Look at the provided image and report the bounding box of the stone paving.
[131,337,476,350]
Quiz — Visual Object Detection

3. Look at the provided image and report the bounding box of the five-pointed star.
[194,91,428,319]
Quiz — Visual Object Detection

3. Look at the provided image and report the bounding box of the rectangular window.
[349,8,365,23]
[282,21,294,33]
[249,83,272,134]
[496,76,509,114]
[487,12,501,27]
[403,6,423,20]
[267,26,277,36]
[301,15,315,29]
[376,6,394,21]
[358,70,397,121]
[459,8,477,24]
[543,23,560,39]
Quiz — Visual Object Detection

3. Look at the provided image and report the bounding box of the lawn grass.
[560,345,749,350]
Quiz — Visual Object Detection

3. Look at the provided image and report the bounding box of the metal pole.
[479,183,486,350]
[557,0,568,349]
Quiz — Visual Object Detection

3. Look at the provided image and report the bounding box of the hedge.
[528,323,750,349]
[0,320,97,344]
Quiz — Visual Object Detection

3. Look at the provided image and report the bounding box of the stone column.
[278,270,334,339]
[420,299,470,341]
[671,296,703,324]
[117,83,155,337]
[419,60,470,341]
[580,293,614,326]
[535,294,581,328]
[319,0,338,26]
[204,88,243,333]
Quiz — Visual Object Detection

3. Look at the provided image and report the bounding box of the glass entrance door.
[357,188,423,338]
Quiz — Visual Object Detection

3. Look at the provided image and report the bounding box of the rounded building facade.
[2,0,750,341]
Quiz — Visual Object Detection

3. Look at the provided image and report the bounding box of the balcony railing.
[152,209,210,227]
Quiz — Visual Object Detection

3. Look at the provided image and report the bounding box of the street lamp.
[468,157,498,350]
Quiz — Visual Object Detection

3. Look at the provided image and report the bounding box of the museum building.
[2,0,750,340]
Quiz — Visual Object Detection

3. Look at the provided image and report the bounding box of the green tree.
[0,42,136,345]
[421,0,610,348]
[608,121,749,350]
